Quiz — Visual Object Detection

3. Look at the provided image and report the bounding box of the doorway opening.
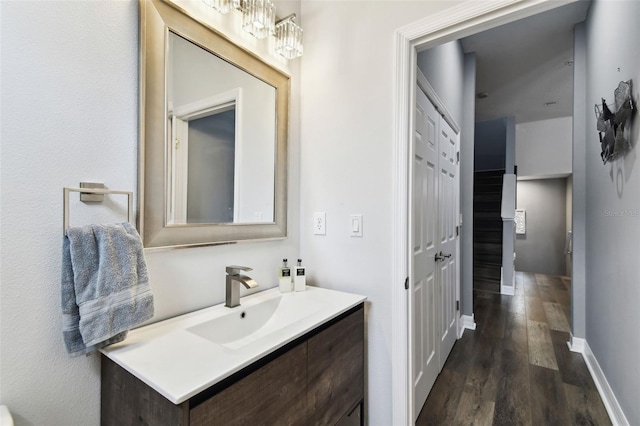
[392,1,587,423]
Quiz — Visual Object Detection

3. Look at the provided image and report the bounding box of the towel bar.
[63,186,134,234]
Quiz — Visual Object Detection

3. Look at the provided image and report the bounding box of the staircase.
[473,169,504,293]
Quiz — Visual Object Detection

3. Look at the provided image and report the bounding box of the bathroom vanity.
[101,287,366,425]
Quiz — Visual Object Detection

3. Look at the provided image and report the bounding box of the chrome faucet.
[225,266,258,308]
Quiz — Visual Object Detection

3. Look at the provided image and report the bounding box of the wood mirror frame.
[139,0,289,248]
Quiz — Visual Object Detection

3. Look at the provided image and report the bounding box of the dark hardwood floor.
[416,272,611,426]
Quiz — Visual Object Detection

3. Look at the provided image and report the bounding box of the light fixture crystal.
[275,15,303,59]
[202,0,232,14]
[242,0,275,40]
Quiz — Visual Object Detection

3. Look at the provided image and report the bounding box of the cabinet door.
[307,307,364,425]
[101,357,188,426]
[190,342,308,426]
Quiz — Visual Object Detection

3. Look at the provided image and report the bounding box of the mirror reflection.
[167,32,276,225]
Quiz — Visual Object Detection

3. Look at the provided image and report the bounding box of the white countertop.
[101,286,366,404]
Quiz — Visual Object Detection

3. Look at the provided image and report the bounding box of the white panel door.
[412,86,440,420]
[437,117,459,364]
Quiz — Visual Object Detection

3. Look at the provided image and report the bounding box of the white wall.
[516,116,572,178]
[299,1,462,424]
[0,1,301,425]
[582,0,640,423]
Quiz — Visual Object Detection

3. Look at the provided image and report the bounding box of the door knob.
[434,251,452,262]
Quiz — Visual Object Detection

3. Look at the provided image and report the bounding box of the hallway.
[416,272,611,425]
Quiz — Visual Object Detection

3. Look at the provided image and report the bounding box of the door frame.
[390,1,582,424]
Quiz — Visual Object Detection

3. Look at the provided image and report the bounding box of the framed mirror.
[139,0,289,248]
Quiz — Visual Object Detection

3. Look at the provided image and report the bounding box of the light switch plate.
[350,214,363,237]
[314,212,326,235]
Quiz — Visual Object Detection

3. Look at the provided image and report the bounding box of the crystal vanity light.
[201,0,303,59]
[241,0,275,39]
[202,0,232,14]
[275,14,303,60]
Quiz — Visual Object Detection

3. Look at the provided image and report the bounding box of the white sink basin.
[101,286,366,404]
[187,294,325,349]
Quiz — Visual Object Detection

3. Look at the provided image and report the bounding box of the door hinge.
[456,225,460,236]
[456,151,460,164]
[404,277,409,290]
[456,300,460,311]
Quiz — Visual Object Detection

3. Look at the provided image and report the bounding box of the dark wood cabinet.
[308,308,364,425]
[102,304,364,425]
[190,342,308,426]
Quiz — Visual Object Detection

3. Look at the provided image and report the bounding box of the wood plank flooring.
[416,272,611,426]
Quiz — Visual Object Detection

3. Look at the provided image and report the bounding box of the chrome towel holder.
[63,182,134,235]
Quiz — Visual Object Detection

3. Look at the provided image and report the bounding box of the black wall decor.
[595,79,634,164]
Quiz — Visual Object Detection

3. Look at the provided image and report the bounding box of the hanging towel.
[61,222,154,357]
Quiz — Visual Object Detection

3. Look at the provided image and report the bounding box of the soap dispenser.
[294,259,306,292]
[279,259,292,293]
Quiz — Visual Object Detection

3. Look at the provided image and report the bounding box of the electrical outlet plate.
[313,212,326,235]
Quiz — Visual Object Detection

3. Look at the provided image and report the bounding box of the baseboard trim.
[459,314,476,338]
[567,333,585,353]
[500,284,515,296]
[499,267,515,295]
[582,340,630,426]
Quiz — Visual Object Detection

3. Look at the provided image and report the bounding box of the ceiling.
[461,1,591,124]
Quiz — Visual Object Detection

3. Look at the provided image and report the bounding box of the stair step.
[475,169,505,177]
[474,279,501,293]
[474,219,503,227]
[474,213,501,220]
[474,232,503,240]
[474,242,502,250]
[473,168,506,293]
[475,192,502,200]
[474,267,501,280]
[474,251,501,260]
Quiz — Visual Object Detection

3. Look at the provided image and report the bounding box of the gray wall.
[502,117,516,291]
[188,111,236,223]
[572,22,587,342]
[515,178,568,276]
[505,116,516,174]
[417,40,465,126]
[460,53,476,316]
[582,1,640,423]
[565,175,572,276]
[475,118,507,170]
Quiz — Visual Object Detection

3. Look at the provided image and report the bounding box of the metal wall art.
[595,79,634,164]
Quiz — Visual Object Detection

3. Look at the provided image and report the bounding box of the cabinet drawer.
[190,342,308,426]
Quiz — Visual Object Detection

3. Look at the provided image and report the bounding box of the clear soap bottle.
[279,259,292,293]
[294,259,306,292]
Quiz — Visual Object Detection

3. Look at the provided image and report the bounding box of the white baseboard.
[499,267,515,295]
[500,284,515,295]
[567,333,585,353]
[460,314,476,334]
[582,340,630,426]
